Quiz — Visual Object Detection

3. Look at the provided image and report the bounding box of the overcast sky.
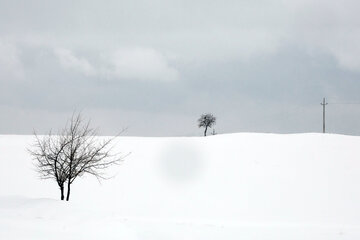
[1,0,360,136]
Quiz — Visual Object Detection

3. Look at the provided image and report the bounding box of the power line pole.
[320,97,328,133]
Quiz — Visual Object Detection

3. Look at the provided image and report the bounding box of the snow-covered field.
[1,133,360,239]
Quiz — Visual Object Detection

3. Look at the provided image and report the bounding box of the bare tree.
[29,132,70,200]
[198,113,216,136]
[62,113,122,201]
[30,113,124,201]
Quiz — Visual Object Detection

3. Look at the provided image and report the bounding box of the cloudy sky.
[1,0,360,136]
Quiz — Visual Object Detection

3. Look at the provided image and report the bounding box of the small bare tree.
[198,113,216,136]
[30,113,124,201]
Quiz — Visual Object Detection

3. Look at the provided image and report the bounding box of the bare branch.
[29,111,126,201]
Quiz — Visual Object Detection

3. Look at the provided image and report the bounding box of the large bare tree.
[29,132,70,200]
[30,113,124,201]
[61,113,122,201]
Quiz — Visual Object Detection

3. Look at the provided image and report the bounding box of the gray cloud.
[0,40,23,80]
[1,0,360,136]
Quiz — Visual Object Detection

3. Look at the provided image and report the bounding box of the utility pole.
[320,97,328,133]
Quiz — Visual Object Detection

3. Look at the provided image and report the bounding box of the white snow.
[1,133,360,239]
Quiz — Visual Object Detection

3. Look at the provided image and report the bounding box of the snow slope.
[1,133,360,239]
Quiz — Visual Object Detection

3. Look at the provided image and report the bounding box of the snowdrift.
[1,133,360,239]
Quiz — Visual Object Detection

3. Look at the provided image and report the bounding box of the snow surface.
[1,133,360,239]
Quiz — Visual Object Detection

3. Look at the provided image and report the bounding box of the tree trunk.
[204,126,208,136]
[60,184,64,200]
[66,180,71,201]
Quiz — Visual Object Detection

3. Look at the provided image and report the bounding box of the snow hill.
[1,133,360,239]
